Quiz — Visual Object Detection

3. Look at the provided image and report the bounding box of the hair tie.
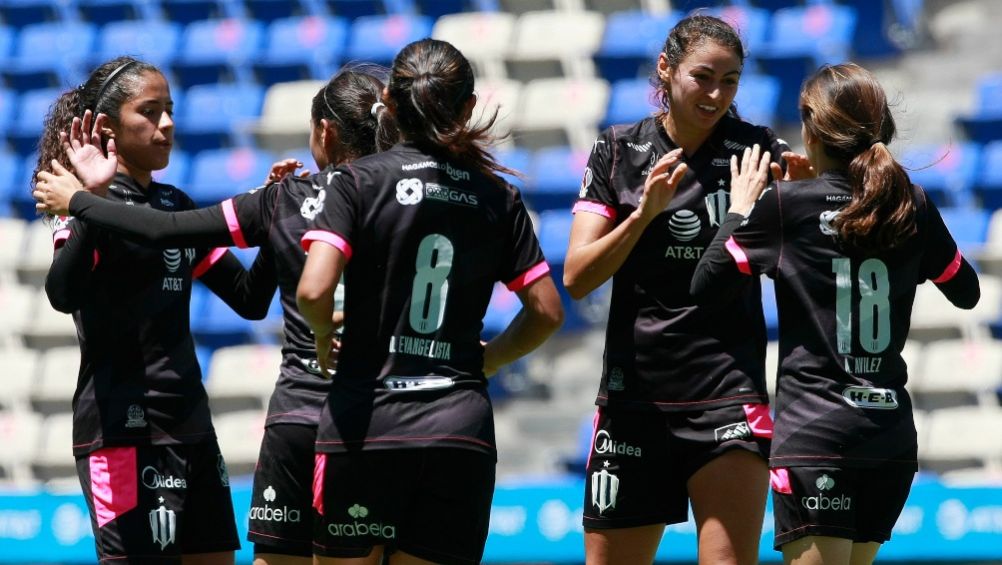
[370,102,386,118]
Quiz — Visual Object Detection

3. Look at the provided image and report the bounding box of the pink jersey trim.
[221,199,249,249]
[932,249,963,283]
[770,467,793,495]
[505,261,551,292]
[585,408,601,471]
[725,236,753,275]
[572,200,617,221]
[92,250,100,270]
[192,247,228,279]
[743,403,774,439]
[52,229,71,248]
[301,230,353,261]
[312,453,326,516]
[89,447,138,528]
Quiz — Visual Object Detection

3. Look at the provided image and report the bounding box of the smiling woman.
[33,56,279,565]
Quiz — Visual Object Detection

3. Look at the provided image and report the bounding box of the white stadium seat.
[206,343,282,414]
[506,10,605,81]
[513,77,609,150]
[433,12,516,79]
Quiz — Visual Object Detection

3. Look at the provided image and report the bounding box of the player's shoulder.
[717,114,779,147]
[600,116,659,145]
[149,181,196,210]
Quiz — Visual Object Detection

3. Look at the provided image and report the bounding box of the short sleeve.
[730,182,783,277]
[918,190,963,283]
[300,167,357,260]
[227,182,281,248]
[500,190,549,292]
[572,128,619,221]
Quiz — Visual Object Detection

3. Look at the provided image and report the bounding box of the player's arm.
[196,247,278,320]
[297,241,345,376]
[44,218,97,313]
[564,149,687,299]
[934,259,979,309]
[484,271,563,377]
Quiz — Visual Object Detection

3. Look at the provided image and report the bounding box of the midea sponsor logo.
[142,466,187,490]
[593,430,642,457]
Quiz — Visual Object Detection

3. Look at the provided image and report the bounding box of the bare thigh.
[688,449,769,565]
[782,535,852,565]
[253,553,311,565]
[585,523,665,565]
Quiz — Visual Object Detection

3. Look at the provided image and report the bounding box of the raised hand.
[264,158,309,184]
[634,148,688,224]
[61,109,117,194]
[33,160,85,216]
[729,144,772,216]
[770,150,815,182]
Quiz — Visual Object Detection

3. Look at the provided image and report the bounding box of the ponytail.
[835,142,916,250]
[388,39,517,181]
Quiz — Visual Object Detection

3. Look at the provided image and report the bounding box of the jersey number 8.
[410,234,454,334]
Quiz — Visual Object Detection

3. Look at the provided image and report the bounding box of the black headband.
[94,61,137,111]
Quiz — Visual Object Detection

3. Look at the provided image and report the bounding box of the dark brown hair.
[32,56,161,194]
[387,38,515,180]
[800,63,915,251]
[652,14,745,113]
[311,63,400,162]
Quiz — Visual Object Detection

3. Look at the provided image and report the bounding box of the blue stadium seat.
[956,73,1002,144]
[152,150,192,188]
[483,283,520,338]
[0,26,14,70]
[973,141,1002,210]
[175,83,264,152]
[844,0,924,58]
[327,0,385,19]
[901,142,982,208]
[345,14,434,67]
[0,88,16,142]
[494,147,533,190]
[593,10,682,84]
[733,73,780,128]
[537,208,571,266]
[603,78,657,129]
[9,87,62,155]
[3,22,97,91]
[162,0,241,24]
[172,19,263,87]
[0,0,64,27]
[95,20,181,68]
[188,147,275,205]
[11,151,39,219]
[78,0,158,24]
[191,279,258,350]
[253,16,348,86]
[0,151,21,216]
[706,6,770,57]
[938,207,990,256]
[412,0,470,19]
[526,146,590,212]
[245,0,316,22]
[757,4,857,124]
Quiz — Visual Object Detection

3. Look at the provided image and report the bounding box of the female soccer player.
[691,63,980,565]
[297,38,564,565]
[34,67,400,565]
[564,14,791,565]
[38,56,278,564]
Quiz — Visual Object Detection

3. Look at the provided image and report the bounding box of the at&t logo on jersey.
[801,474,851,512]
[668,210,701,241]
[142,466,187,490]
[396,178,424,205]
[327,504,396,539]
[300,189,325,220]
[593,429,642,458]
[149,497,176,550]
[591,461,620,515]
[841,386,898,409]
[249,485,302,523]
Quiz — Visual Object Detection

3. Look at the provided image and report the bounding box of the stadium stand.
[432,11,515,79]
[248,79,325,153]
[505,9,604,82]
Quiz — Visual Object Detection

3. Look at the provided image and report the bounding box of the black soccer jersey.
[302,142,549,455]
[695,172,979,469]
[66,171,338,426]
[574,115,788,411]
[46,173,275,456]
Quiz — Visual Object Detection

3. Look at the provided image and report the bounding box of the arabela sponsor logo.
[249,486,301,523]
[141,466,187,490]
[841,386,899,410]
[327,504,396,539]
[801,474,851,511]
[593,430,642,457]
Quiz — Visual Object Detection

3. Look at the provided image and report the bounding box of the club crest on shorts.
[591,461,620,515]
[149,497,176,550]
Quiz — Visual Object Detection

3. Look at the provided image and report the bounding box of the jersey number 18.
[832,257,891,354]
